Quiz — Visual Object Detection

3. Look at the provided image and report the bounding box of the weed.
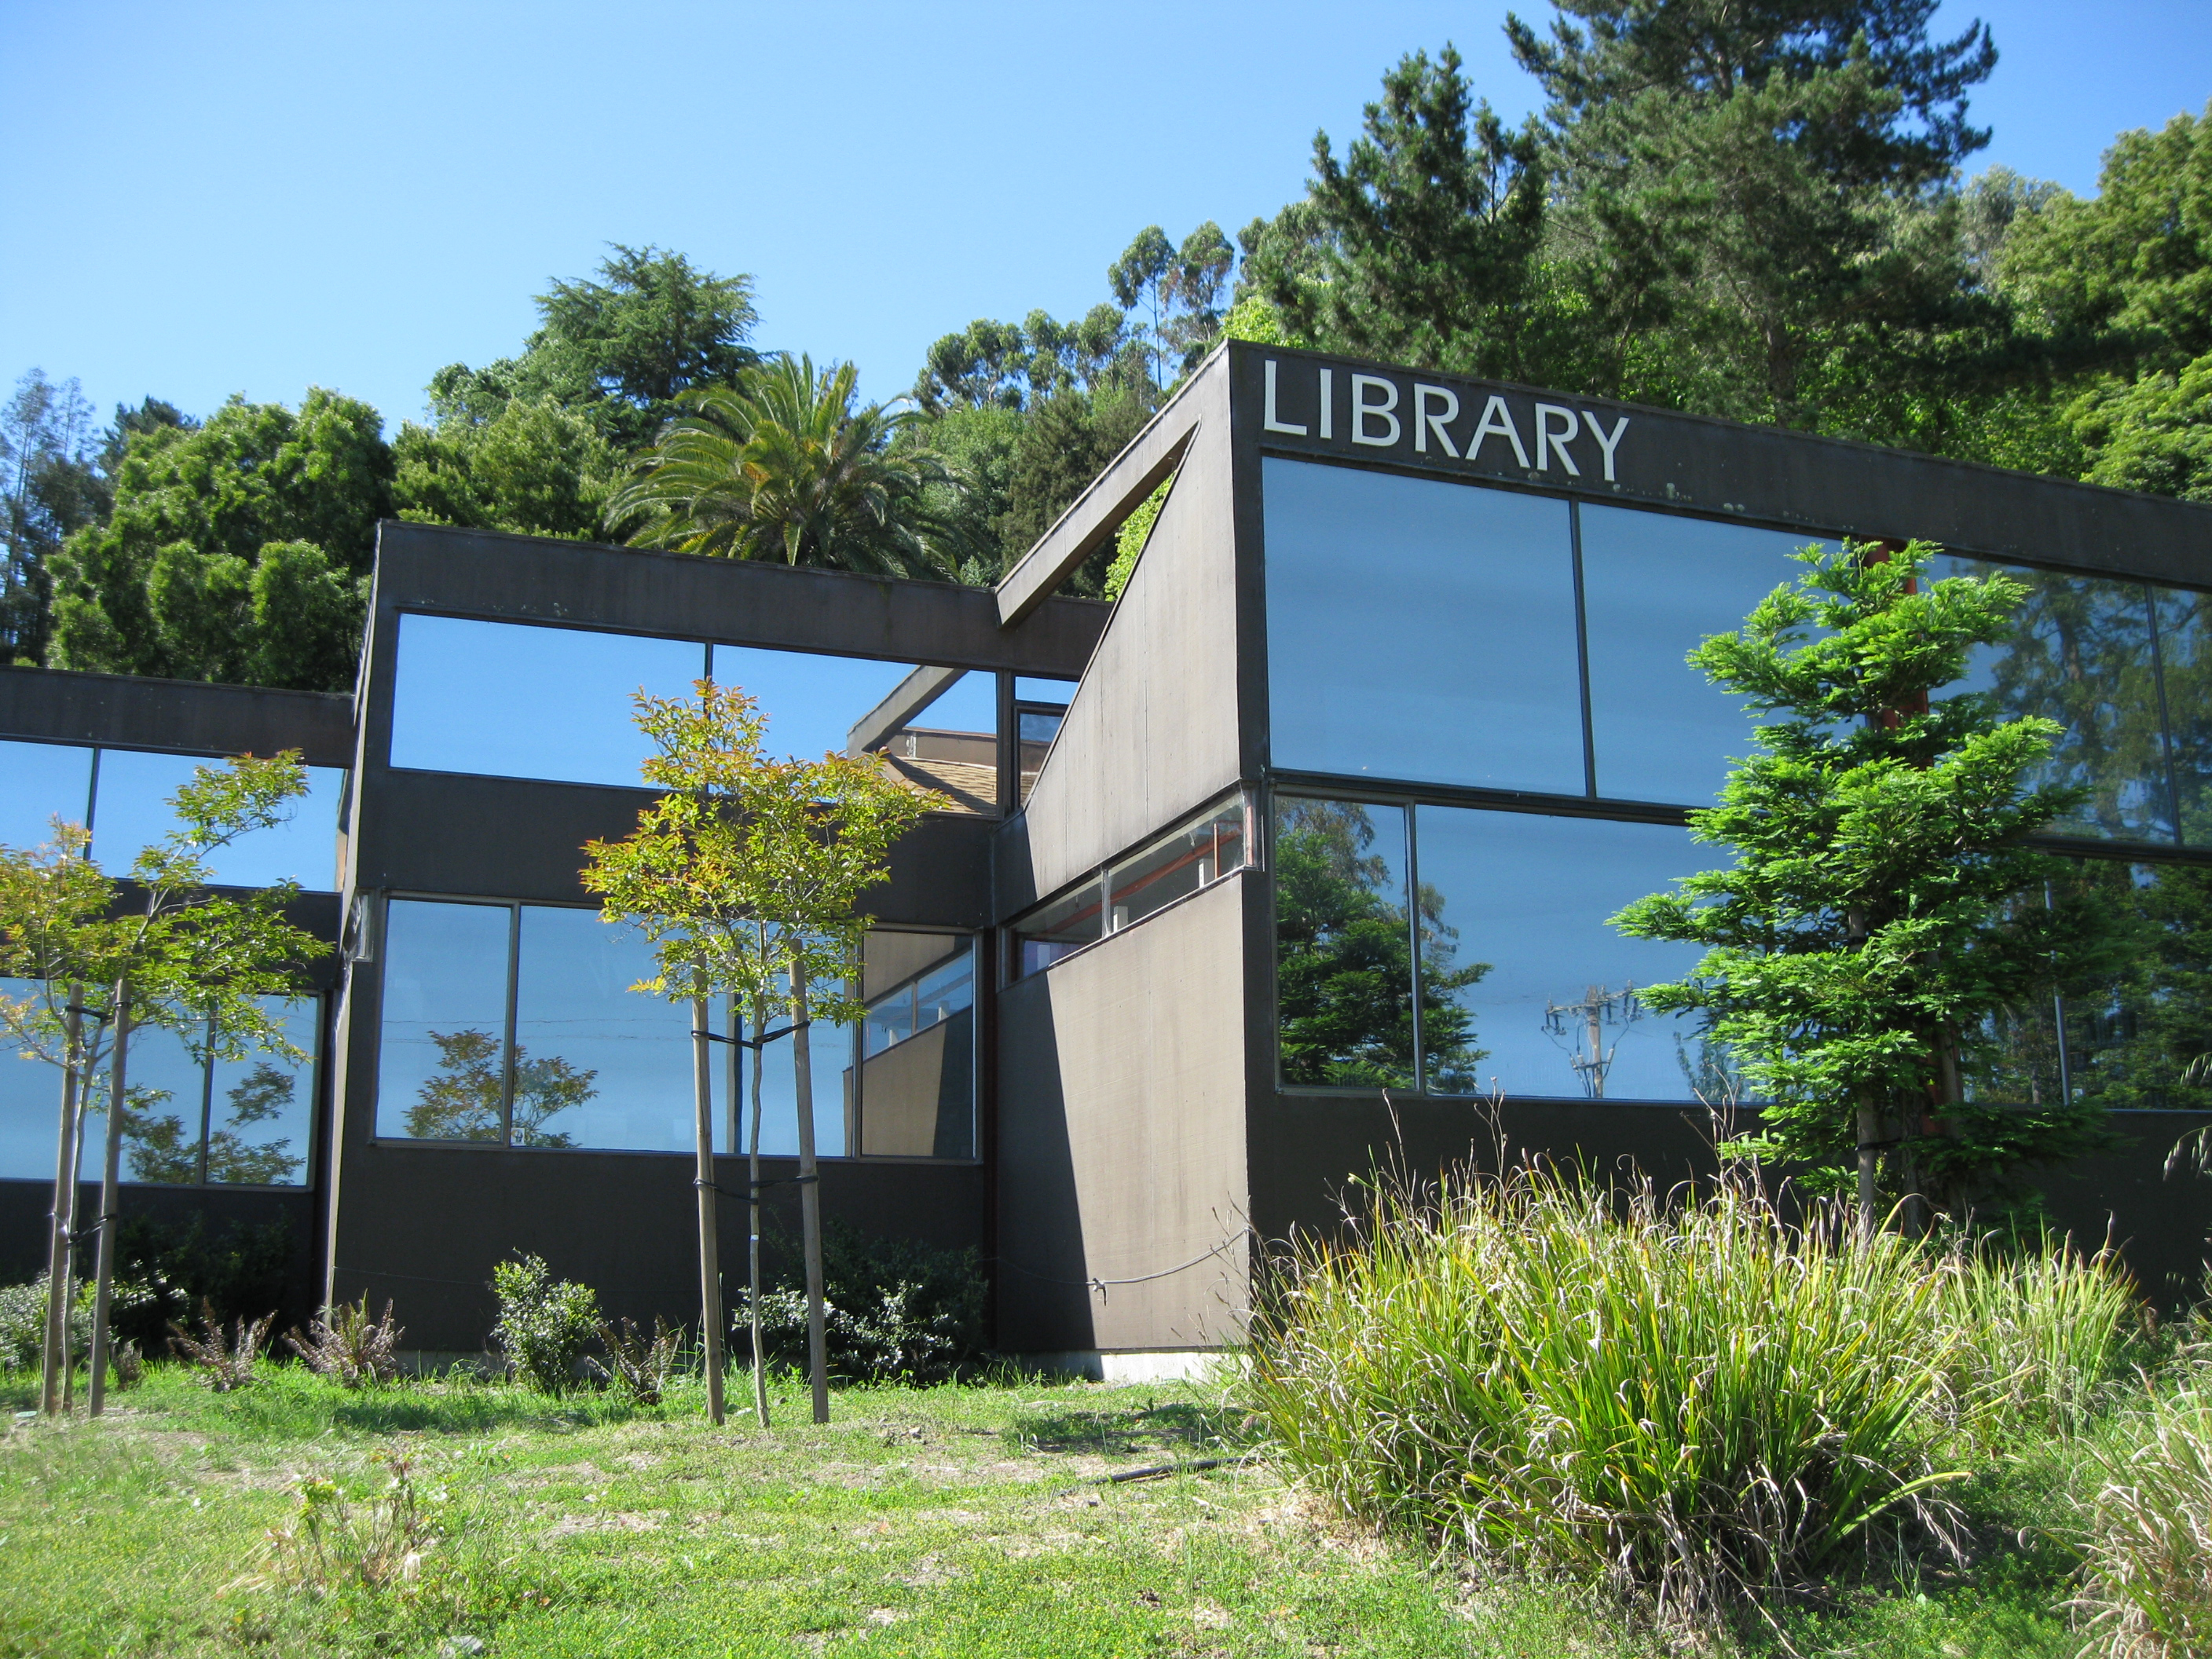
[489,1254,598,1395]
[2074,1381,2212,1657]
[591,1314,685,1404]
[286,1297,404,1388]
[256,1448,447,1594]
[167,1298,274,1390]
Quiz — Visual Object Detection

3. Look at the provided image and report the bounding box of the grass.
[0,1356,2099,1657]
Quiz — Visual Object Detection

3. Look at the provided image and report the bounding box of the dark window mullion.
[195,1015,215,1187]
[1569,500,1598,800]
[2144,587,2186,844]
[501,905,522,1144]
[1405,804,1426,1094]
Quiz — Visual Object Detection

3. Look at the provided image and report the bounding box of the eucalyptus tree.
[607,357,969,580]
[583,681,932,1426]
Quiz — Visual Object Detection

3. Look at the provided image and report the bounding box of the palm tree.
[606,356,967,580]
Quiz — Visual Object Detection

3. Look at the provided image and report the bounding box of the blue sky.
[4,0,2207,433]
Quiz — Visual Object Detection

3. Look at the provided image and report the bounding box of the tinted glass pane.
[1014,677,1075,706]
[376,899,511,1141]
[1941,561,2172,843]
[1264,459,1584,793]
[1581,507,1818,805]
[0,977,60,1181]
[511,907,697,1152]
[1415,808,1715,1101]
[2149,585,2212,846]
[1014,880,1104,977]
[709,645,915,761]
[1109,800,1247,930]
[104,1020,208,1185]
[1274,797,1415,1090]
[858,934,975,1158]
[206,998,316,1185]
[391,615,703,787]
[0,741,93,848]
[89,750,346,889]
[736,997,848,1159]
[2059,860,2212,1110]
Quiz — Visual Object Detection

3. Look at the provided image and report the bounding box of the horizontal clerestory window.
[1009,796,1251,979]
[372,898,976,1160]
[0,980,320,1186]
[0,738,346,890]
[386,614,1001,794]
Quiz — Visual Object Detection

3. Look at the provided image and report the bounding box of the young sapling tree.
[584,680,932,1426]
[1612,541,2124,1232]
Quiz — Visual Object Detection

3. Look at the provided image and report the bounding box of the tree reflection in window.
[1273,799,1486,1090]
[1946,562,2173,842]
[121,1084,199,1184]
[401,1029,591,1148]
[204,1062,306,1184]
[2063,861,2212,1111]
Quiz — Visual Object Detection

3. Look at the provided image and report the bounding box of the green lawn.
[0,1365,2084,1657]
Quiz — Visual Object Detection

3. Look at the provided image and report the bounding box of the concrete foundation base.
[1016,1349,1232,1383]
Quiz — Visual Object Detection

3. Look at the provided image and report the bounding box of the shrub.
[287,1298,404,1388]
[167,1299,273,1390]
[2075,1381,2212,1657]
[2,1273,155,1375]
[594,1316,685,1404]
[1245,1163,1966,1624]
[735,1224,985,1386]
[111,1214,296,1351]
[489,1254,598,1395]
[1935,1240,2148,1438]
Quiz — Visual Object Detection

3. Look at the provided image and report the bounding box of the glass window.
[0,978,61,1182]
[511,908,698,1152]
[1273,797,1415,1090]
[917,672,997,736]
[736,996,848,1160]
[709,644,918,762]
[0,741,93,849]
[1264,458,1585,794]
[855,932,975,1159]
[1015,677,1075,707]
[1941,560,2173,844]
[204,998,317,1185]
[375,899,512,1142]
[79,1019,211,1186]
[1108,799,1247,931]
[1580,506,1818,806]
[2150,584,2212,847]
[1413,808,1716,1101]
[89,749,346,890]
[2058,860,2212,1111]
[1011,881,1104,978]
[391,614,703,787]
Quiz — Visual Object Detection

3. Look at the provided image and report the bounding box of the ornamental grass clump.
[1245,1163,1967,1624]
[1933,1240,2148,1440]
[2074,1380,2212,1657]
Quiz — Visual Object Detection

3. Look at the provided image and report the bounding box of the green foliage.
[426,244,758,452]
[1611,543,2124,1210]
[108,1214,298,1351]
[1936,1243,2148,1441]
[1272,800,1486,1091]
[45,389,388,690]
[258,1450,447,1595]
[608,357,966,578]
[1,370,108,666]
[286,1298,405,1389]
[390,394,618,540]
[1247,1162,1970,1624]
[0,1273,152,1372]
[910,306,1144,414]
[489,1254,600,1396]
[400,1027,587,1147]
[739,1224,985,1385]
[2074,1378,2212,1657]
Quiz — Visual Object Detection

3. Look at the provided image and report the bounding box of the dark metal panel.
[354,769,993,925]
[372,522,1108,676]
[994,365,1210,627]
[0,665,354,765]
[1227,342,2212,588]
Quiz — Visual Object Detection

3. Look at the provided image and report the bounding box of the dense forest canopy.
[5,1,2211,693]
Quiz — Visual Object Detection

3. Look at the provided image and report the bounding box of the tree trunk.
[691,983,724,1426]
[790,961,830,1426]
[41,999,84,1417]
[748,991,770,1429]
[88,985,129,1415]
[1855,1097,1881,1241]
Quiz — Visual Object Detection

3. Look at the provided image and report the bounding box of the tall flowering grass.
[2075,1379,2212,1657]
[1247,1163,1977,1624]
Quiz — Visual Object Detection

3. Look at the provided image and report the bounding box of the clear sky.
[3,0,2207,434]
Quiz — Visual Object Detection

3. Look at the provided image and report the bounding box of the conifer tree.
[1612,542,2122,1229]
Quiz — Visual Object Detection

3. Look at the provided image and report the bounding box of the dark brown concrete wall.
[0,665,353,764]
[994,875,1251,1353]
